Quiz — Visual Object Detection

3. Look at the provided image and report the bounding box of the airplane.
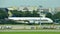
[8,17,53,24]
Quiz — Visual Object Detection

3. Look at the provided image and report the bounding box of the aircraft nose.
[50,20,53,23]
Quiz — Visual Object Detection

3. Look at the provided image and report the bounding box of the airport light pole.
[38,6,42,26]
[39,9,41,26]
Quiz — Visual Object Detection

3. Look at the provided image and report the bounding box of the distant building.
[55,7,60,12]
[18,6,38,11]
[48,8,55,15]
[8,6,60,17]
[7,6,49,17]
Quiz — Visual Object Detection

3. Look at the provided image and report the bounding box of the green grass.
[0,32,60,34]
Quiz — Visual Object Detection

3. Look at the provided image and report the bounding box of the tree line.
[10,10,40,17]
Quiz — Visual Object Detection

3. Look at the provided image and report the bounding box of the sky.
[0,0,60,8]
